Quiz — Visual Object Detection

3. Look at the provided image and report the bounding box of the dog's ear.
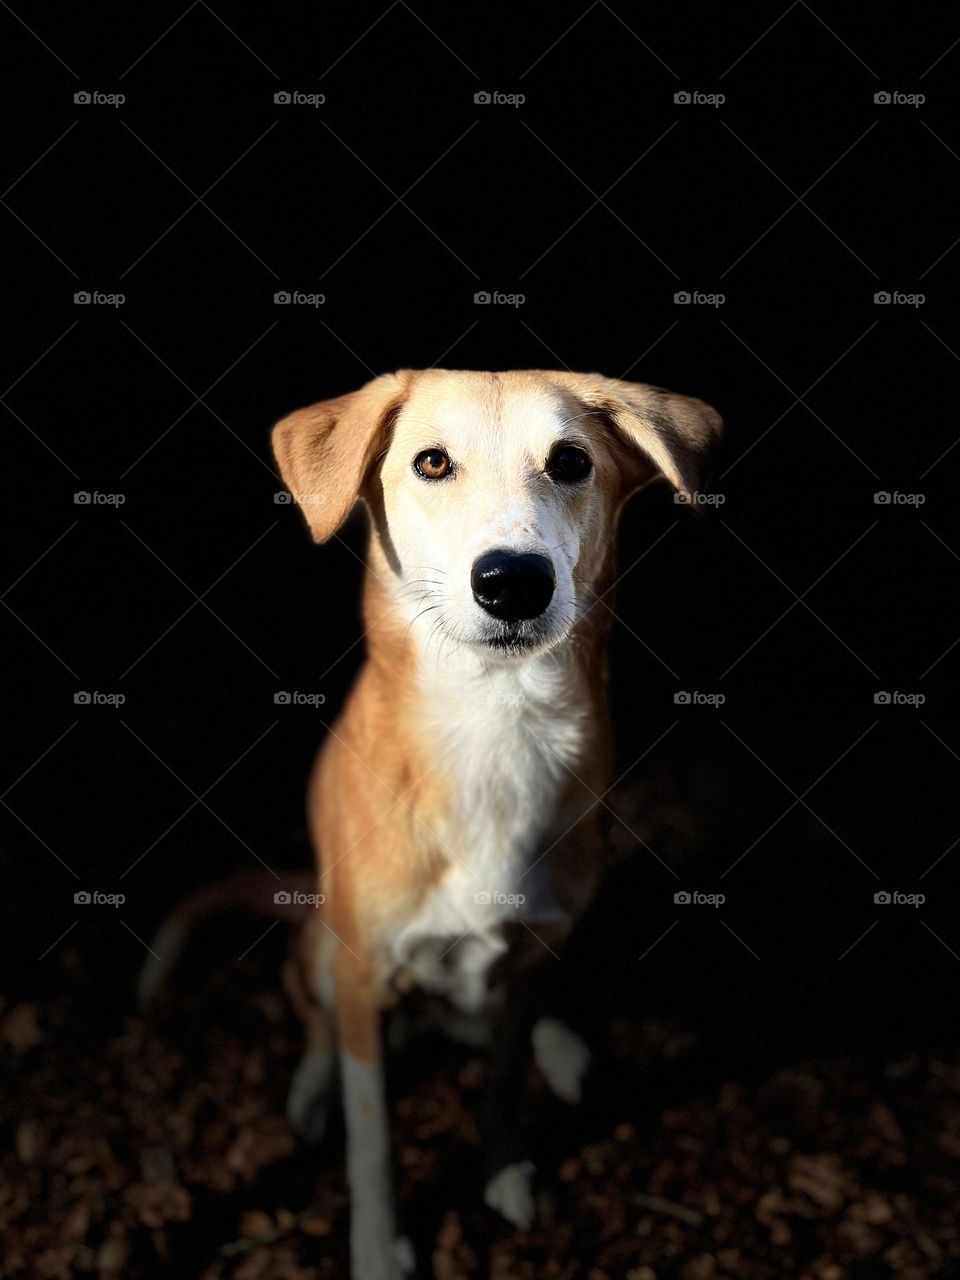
[271,371,410,542]
[545,372,722,501]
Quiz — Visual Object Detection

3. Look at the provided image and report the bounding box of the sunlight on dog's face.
[379,378,623,660]
[272,368,721,663]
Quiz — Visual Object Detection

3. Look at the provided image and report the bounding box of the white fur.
[389,646,584,1010]
[531,1016,591,1103]
[341,1051,414,1280]
[484,1160,536,1229]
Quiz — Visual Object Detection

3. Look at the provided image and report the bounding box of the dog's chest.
[391,659,586,1007]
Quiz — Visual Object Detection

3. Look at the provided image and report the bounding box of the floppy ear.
[271,371,410,542]
[544,371,722,501]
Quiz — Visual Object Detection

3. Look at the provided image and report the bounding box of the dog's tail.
[137,868,317,1009]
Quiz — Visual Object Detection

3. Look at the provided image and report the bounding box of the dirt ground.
[3,937,960,1280]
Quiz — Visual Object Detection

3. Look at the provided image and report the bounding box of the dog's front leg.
[334,944,412,1280]
[480,961,553,1230]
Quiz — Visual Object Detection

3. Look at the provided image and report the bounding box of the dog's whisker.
[406,603,443,639]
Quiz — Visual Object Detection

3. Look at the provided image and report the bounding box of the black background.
[2,1,959,1073]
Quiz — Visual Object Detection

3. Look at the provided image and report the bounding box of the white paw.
[531,1016,591,1104]
[484,1160,536,1229]
[351,1230,415,1280]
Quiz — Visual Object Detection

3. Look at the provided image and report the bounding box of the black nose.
[471,552,555,622]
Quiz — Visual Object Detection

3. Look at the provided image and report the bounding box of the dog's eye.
[413,449,452,480]
[546,444,592,483]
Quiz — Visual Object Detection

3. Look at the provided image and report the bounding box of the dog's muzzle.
[471,551,555,622]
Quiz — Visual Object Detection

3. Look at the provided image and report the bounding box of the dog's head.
[272,369,721,659]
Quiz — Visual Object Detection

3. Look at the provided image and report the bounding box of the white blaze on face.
[378,374,614,657]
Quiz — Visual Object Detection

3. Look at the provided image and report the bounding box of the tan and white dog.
[271,368,721,1280]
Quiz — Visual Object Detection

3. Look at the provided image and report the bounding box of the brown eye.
[546,444,591,483]
[414,448,452,480]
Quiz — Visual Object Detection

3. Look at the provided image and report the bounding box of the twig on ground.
[631,1192,704,1226]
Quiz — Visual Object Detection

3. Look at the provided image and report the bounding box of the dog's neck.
[350,527,615,920]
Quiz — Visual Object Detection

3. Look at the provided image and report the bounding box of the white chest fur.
[390,648,588,1009]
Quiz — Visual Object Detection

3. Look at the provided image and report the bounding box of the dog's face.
[273,369,721,659]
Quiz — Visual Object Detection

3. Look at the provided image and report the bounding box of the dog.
[268,368,721,1279]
